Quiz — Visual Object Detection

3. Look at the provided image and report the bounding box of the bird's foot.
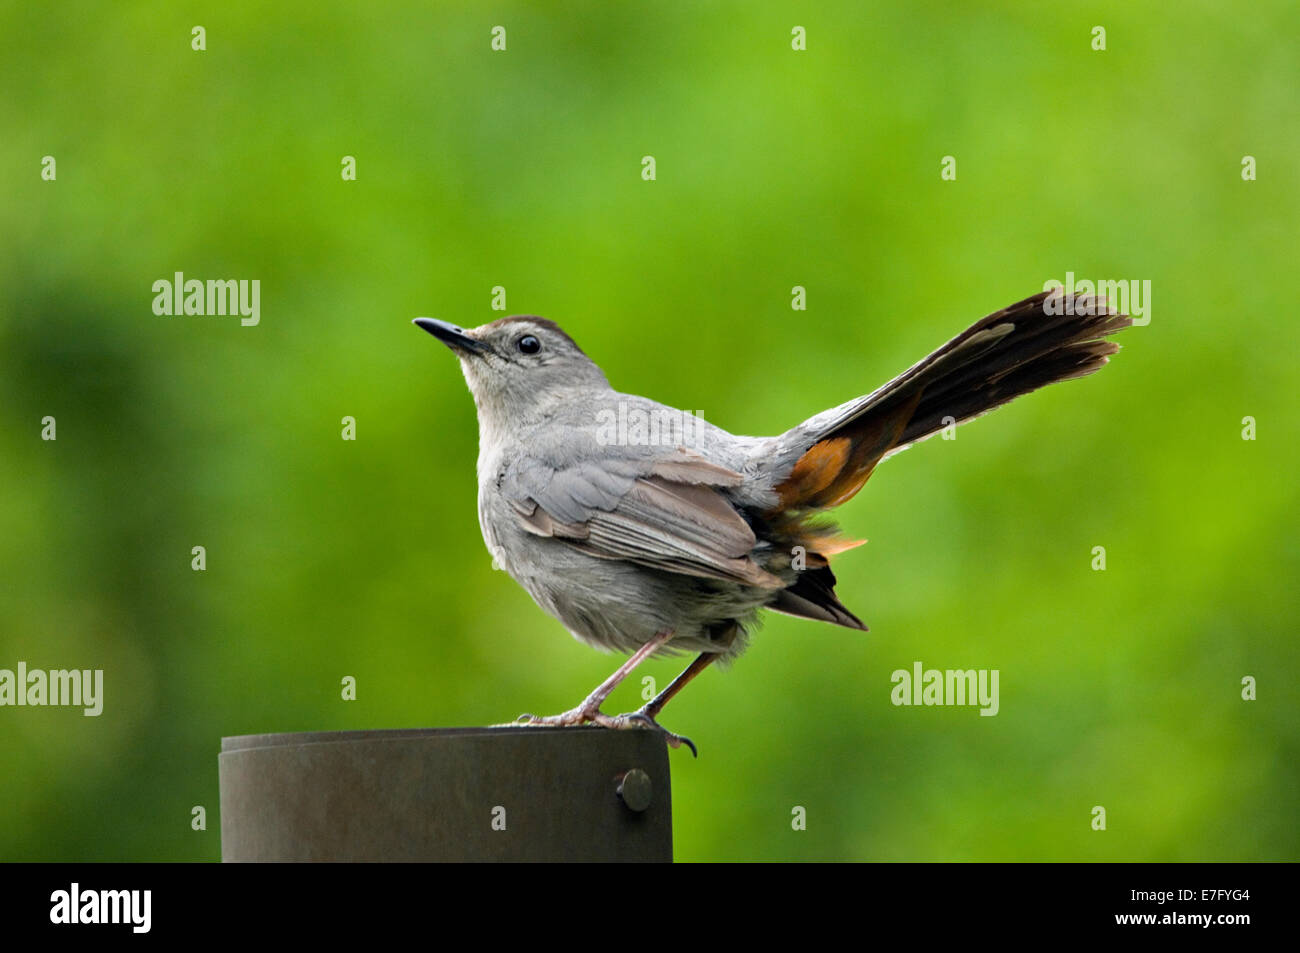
[592,708,698,758]
[511,705,697,756]
[514,704,600,728]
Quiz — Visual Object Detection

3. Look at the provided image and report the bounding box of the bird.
[414,289,1130,754]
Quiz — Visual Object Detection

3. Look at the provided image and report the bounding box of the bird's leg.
[595,652,719,757]
[517,630,674,729]
[640,651,717,719]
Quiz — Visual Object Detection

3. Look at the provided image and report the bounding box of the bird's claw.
[592,709,698,757]
[511,706,697,756]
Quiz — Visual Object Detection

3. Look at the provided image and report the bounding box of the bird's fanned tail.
[763,289,1132,629]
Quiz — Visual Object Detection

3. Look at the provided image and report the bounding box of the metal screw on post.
[616,768,653,812]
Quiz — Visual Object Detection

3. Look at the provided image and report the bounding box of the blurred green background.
[2,1,1296,862]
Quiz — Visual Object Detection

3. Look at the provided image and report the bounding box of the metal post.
[219,726,672,862]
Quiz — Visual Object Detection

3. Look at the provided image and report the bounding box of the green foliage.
[1,1,1296,860]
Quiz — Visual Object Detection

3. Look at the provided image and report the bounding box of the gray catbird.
[415,289,1130,753]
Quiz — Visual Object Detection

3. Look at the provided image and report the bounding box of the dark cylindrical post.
[219,726,672,862]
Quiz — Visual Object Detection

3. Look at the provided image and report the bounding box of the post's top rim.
[220,724,655,753]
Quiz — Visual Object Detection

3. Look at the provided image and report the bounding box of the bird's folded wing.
[503,448,782,588]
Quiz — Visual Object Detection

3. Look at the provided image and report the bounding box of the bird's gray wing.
[500,447,782,588]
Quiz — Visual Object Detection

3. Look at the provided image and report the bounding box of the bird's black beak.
[413,318,488,355]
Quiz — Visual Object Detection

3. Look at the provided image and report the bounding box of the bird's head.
[414,314,610,421]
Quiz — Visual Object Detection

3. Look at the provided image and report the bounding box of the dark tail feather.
[891,291,1131,449]
[768,564,867,630]
[773,290,1131,511]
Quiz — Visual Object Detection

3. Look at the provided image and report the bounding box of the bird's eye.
[516,335,541,355]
